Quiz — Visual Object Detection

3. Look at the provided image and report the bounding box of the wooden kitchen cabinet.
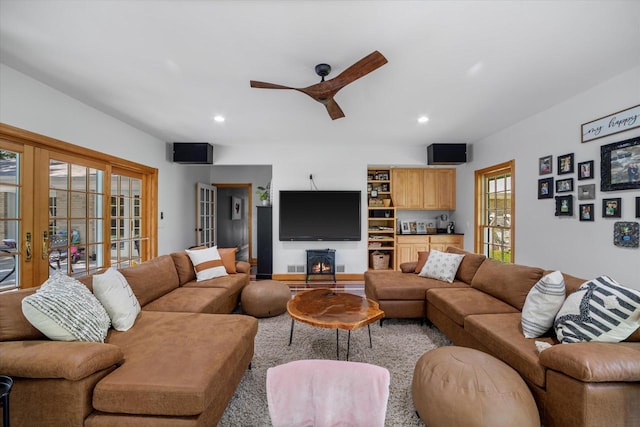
[392,168,456,210]
[395,234,464,269]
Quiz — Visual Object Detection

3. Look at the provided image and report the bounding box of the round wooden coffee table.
[287,288,385,360]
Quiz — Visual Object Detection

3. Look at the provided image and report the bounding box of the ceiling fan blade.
[325,98,345,120]
[327,50,388,91]
[250,80,295,90]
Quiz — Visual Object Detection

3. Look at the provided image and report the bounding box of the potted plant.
[256,185,270,206]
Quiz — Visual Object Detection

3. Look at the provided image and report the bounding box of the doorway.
[214,184,251,262]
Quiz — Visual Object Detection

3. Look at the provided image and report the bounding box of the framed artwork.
[582,104,640,143]
[600,136,640,191]
[400,221,410,234]
[613,221,639,248]
[539,155,552,175]
[637,197,640,218]
[231,196,242,220]
[577,184,596,200]
[556,178,574,193]
[602,198,622,218]
[557,153,574,175]
[555,195,573,216]
[579,203,594,222]
[578,160,594,180]
[538,177,554,199]
[416,222,427,234]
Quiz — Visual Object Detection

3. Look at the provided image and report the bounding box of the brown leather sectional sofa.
[365,247,640,427]
[0,251,258,426]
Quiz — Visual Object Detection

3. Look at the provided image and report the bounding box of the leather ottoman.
[241,280,291,318]
[412,346,539,427]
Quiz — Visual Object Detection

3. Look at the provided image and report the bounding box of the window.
[475,160,515,263]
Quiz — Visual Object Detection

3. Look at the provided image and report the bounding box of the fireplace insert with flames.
[306,249,336,283]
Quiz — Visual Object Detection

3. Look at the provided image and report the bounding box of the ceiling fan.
[250,50,387,120]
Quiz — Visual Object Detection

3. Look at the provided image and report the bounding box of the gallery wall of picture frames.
[537,105,640,248]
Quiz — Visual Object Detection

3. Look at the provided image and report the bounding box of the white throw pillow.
[93,268,141,331]
[521,270,566,338]
[554,276,640,343]
[186,246,228,281]
[21,272,111,342]
[418,249,464,283]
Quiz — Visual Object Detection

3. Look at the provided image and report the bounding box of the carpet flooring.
[219,313,452,426]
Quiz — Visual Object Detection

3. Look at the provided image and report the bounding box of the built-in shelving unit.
[367,168,395,270]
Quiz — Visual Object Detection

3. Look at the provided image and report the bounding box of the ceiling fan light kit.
[250,50,387,120]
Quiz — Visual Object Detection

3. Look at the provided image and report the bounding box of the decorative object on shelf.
[256,184,271,206]
[556,178,574,193]
[581,104,640,143]
[416,222,427,234]
[400,221,410,234]
[557,153,574,175]
[613,221,639,248]
[231,196,242,220]
[602,198,622,218]
[370,189,378,198]
[538,177,554,199]
[578,160,594,180]
[409,222,417,234]
[600,136,640,192]
[578,184,596,200]
[555,195,573,216]
[539,155,552,175]
[637,197,640,218]
[579,204,594,222]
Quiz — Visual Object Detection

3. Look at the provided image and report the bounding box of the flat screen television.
[601,136,640,191]
[279,191,362,241]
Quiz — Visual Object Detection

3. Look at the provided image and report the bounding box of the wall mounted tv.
[279,191,362,241]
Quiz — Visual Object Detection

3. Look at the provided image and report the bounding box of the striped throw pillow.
[554,276,640,343]
[186,246,228,281]
[521,271,566,338]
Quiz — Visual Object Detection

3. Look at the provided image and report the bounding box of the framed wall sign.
[582,104,640,143]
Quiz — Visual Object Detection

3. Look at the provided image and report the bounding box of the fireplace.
[306,249,336,283]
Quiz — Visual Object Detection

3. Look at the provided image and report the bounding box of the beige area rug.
[219,313,452,426]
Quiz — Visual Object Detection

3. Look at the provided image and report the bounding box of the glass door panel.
[0,149,20,290]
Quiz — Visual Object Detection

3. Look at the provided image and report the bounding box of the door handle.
[25,232,32,262]
[42,230,49,260]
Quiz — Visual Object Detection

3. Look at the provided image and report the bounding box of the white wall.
[0,64,211,253]
[456,66,640,289]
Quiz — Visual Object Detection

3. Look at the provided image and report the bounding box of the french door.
[196,182,216,247]
[0,124,157,290]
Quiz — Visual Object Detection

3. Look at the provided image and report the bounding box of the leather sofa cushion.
[181,272,248,295]
[471,259,544,310]
[427,288,519,326]
[538,341,640,382]
[446,247,487,284]
[465,313,555,387]
[170,250,197,285]
[97,311,257,416]
[119,255,180,306]
[142,287,230,314]
[0,287,46,341]
[364,270,469,301]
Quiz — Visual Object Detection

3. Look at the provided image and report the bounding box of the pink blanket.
[266,359,390,427]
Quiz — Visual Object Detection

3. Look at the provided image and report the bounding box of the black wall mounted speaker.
[427,143,467,165]
[173,142,213,164]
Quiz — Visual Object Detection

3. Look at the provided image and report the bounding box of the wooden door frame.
[212,183,254,264]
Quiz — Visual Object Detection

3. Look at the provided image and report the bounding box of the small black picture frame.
[577,160,594,180]
[538,177,554,199]
[555,195,573,216]
[557,153,574,175]
[602,198,622,218]
[636,197,640,218]
[579,203,594,222]
[539,155,552,175]
[556,178,574,193]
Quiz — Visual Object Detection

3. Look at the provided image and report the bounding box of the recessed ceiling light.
[213,115,225,123]
[417,116,429,123]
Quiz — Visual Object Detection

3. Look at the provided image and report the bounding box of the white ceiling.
[1,1,639,149]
